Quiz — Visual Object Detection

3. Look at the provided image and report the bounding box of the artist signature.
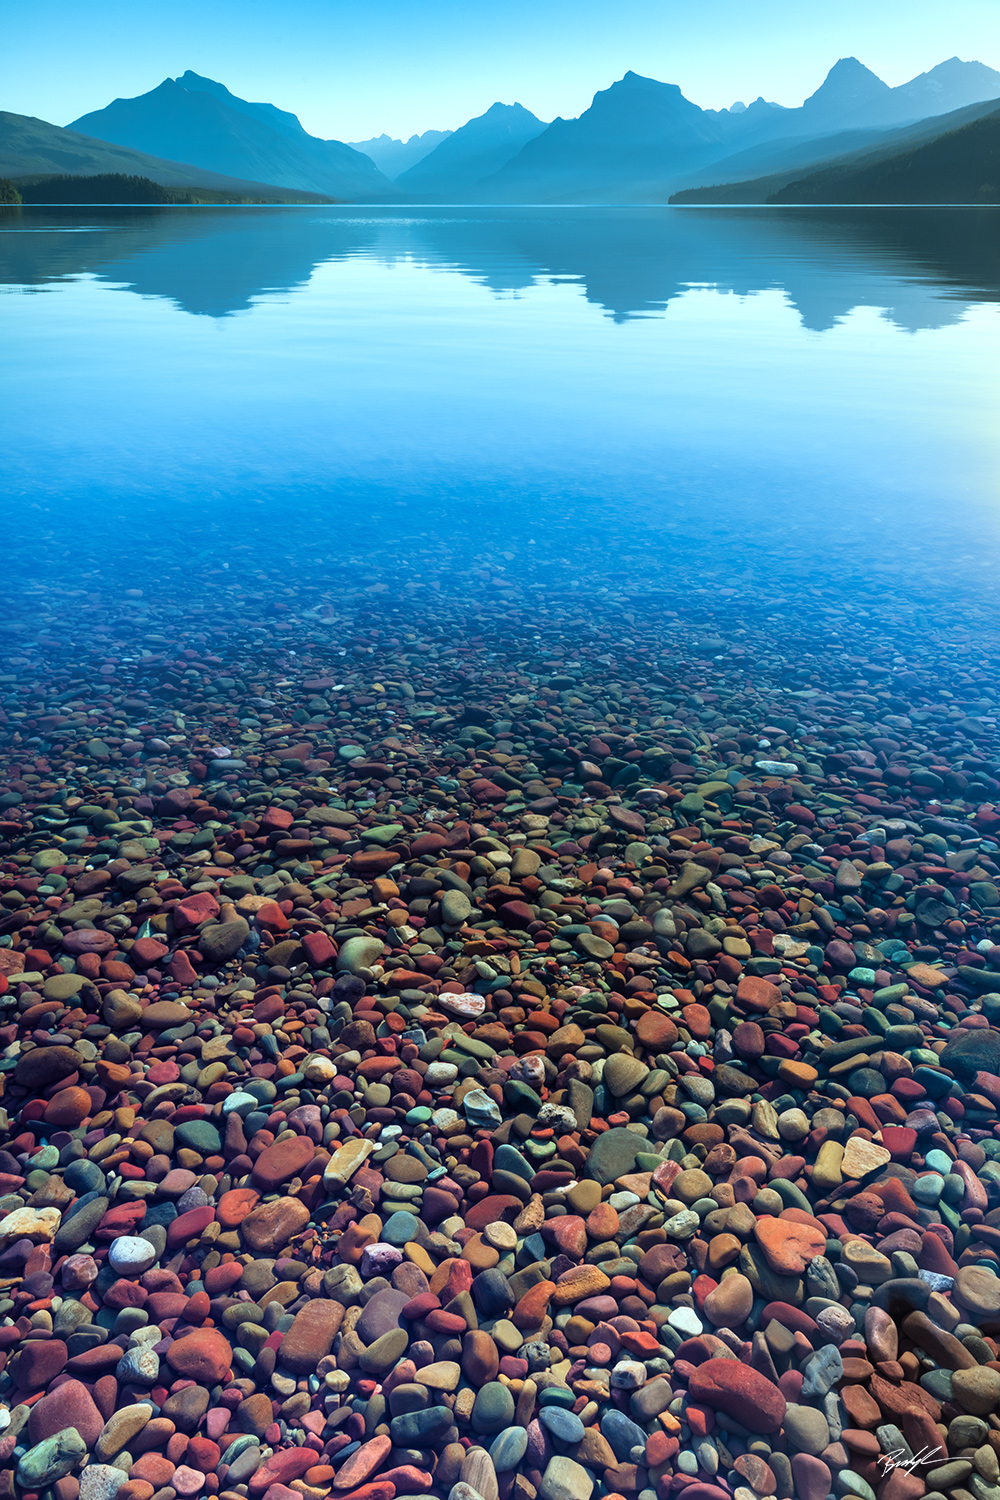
[879,1445,944,1474]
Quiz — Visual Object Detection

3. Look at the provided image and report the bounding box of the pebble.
[2,572,1000,1500]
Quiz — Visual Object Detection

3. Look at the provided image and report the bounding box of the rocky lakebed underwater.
[2,203,1000,1500]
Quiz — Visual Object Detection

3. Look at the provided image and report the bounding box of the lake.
[4,207,1000,1500]
[2,203,999,600]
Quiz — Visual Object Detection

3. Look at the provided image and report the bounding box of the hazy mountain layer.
[769,105,1000,204]
[0,110,328,198]
[55,55,1000,205]
[348,130,452,178]
[69,75,392,199]
[392,103,548,196]
[475,57,1000,203]
[670,97,1000,203]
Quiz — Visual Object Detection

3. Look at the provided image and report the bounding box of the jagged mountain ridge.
[669,96,1000,203]
[58,55,1000,204]
[348,130,452,179]
[473,57,1000,202]
[394,103,548,196]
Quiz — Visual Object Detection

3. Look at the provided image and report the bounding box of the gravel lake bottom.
[1,204,1000,1500]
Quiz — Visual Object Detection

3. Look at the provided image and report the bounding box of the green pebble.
[17,1429,87,1487]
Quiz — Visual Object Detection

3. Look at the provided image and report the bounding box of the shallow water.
[2,203,999,595]
[5,206,1000,1490]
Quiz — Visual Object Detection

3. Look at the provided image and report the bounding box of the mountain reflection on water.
[3,202,999,598]
[2,203,998,329]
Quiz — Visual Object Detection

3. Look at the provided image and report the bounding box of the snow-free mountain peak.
[68,73,392,199]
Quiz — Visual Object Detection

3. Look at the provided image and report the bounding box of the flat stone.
[539,1457,594,1500]
[165,1329,233,1383]
[280,1300,344,1372]
[584,1127,648,1185]
[841,1138,892,1179]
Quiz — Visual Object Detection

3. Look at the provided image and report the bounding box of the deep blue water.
[2,204,999,592]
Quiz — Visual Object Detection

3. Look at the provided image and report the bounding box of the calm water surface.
[2,204,999,584]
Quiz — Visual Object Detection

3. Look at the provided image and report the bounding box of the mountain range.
[69,71,392,199]
[770,104,1000,204]
[395,102,548,195]
[473,58,1000,202]
[2,55,997,205]
[347,129,452,178]
[670,96,1000,203]
[0,110,332,200]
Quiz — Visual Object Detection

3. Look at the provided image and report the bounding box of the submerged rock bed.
[3,574,1000,1500]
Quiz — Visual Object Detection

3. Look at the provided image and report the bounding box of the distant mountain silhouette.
[769,105,1000,204]
[69,74,392,199]
[671,97,1000,203]
[349,130,452,178]
[175,71,312,139]
[665,122,914,202]
[728,55,1000,141]
[476,73,755,202]
[0,110,327,198]
[56,55,1000,204]
[794,58,896,130]
[887,57,1000,119]
[475,57,1000,202]
[394,103,547,197]
[3,203,997,334]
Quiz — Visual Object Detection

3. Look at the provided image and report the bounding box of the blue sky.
[7,0,1000,141]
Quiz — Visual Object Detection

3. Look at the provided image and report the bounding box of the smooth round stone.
[108,1236,158,1275]
[951,1366,1000,1415]
[172,1466,206,1497]
[65,1159,105,1194]
[668,1306,704,1337]
[221,1092,259,1115]
[783,1403,830,1455]
[608,1191,640,1210]
[471,1381,515,1435]
[835,1471,876,1500]
[704,1273,753,1328]
[381,1211,420,1245]
[425,1062,459,1087]
[912,1173,944,1204]
[539,1407,585,1444]
[337,935,386,974]
[484,1221,517,1251]
[490,1427,529,1472]
[610,1359,647,1391]
[601,1409,648,1462]
[791,1455,833,1500]
[539,1387,577,1409]
[175,1119,222,1154]
[359,1328,409,1374]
